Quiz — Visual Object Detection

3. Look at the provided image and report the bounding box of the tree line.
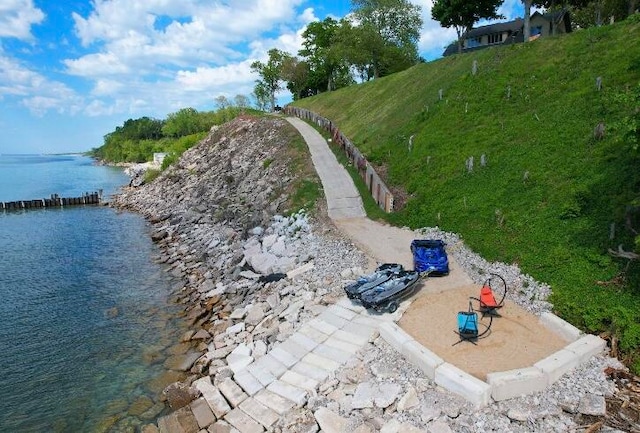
[90,103,254,164]
[252,0,638,109]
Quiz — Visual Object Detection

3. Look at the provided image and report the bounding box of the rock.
[352,382,376,409]
[105,306,119,318]
[163,382,200,410]
[506,408,530,422]
[375,383,401,408]
[190,397,216,428]
[380,419,402,433]
[314,407,348,433]
[230,308,246,320]
[164,352,202,371]
[226,322,245,335]
[427,421,453,433]
[157,405,200,433]
[140,402,166,420]
[192,329,211,340]
[181,330,196,342]
[578,394,606,416]
[247,252,278,275]
[420,406,441,423]
[276,408,319,433]
[397,387,419,412]
[141,425,160,433]
[128,395,154,417]
[245,305,265,326]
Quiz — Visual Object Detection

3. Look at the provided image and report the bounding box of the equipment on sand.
[411,239,449,276]
[359,269,422,313]
[471,273,507,316]
[453,300,493,346]
[344,263,404,300]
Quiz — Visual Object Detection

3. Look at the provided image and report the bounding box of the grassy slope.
[292,19,640,368]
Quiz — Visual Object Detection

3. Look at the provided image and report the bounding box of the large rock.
[157,406,200,433]
[163,382,200,410]
[247,252,278,275]
[164,352,202,371]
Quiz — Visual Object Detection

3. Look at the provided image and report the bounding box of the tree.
[250,48,290,110]
[299,17,353,92]
[432,0,505,54]
[234,94,250,108]
[281,57,311,100]
[252,81,271,111]
[214,95,230,110]
[162,108,203,137]
[340,0,423,79]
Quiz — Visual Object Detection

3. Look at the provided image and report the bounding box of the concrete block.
[313,343,352,364]
[280,336,312,358]
[308,317,339,335]
[342,321,378,341]
[239,398,279,428]
[379,322,413,352]
[314,407,349,433]
[565,334,607,363]
[302,352,341,371]
[324,336,362,354]
[253,354,287,378]
[294,325,327,352]
[539,312,582,342]
[267,380,308,406]
[269,346,299,368]
[534,349,581,385]
[280,370,320,392]
[193,376,231,418]
[326,304,358,320]
[335,297,367,314]
[400,340,444,380]
[224,408,264,433]
[234,369,264,396]
[254,389,295,415]
[332,328,370,347]
[291,360,331,382]
[434,363,492,407]
[486,367,548,401]
[246,363,276,387]
[190,397,216,429]
[218,377,248,407]
[317,311,348,329]
[298,324,330,344]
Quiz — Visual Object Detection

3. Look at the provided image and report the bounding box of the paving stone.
[224,408,264,433]
[190,397,216,429]
[233,369,264,396]
[218,377,248,407]
[267,380,308,406]
[157,405,200,433]
[291,360,332,382]
[314,407,348,433]
[254,389,295,415]
[342,321,378,341]
[253,353,287,378]
[239,398,279,428]
[287,325,326,352]
[298,324,330,344]
[193,377,231,419]
[302,352,341,371]
[226,353,254,374]
[353,316,381,328]
[335,297,367,314]
[269,345,299,367]
[313,343,352,364]
[317,311,348,329]
[278,338,310,360]
[326,304,359,320]
[280,370,320,392]
[324,336,362,354]
[332,329,370,347]
[246,363,276,387]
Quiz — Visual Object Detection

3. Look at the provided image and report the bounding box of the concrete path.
[285,117,365,220]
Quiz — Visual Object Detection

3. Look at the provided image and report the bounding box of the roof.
[465,18,524,39]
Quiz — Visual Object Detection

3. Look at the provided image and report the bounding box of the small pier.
[1,191,102,211]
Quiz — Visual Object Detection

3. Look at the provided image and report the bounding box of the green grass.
[292,18,640,370]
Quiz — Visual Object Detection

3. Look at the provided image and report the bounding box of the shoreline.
[111,115,632,433]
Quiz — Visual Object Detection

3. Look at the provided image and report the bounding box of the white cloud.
[0,0,44,40]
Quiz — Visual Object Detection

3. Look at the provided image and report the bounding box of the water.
[0,155,185,432]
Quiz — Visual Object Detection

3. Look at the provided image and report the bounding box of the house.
[443,10,572,57]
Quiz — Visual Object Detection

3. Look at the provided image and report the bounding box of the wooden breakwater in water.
[1,191,102,211]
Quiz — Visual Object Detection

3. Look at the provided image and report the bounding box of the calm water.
[0,155,185,432]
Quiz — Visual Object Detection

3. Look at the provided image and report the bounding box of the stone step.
[290,331,322,352]
[280,370,320,392]
[269,345,299,368]
[301,352,341,371]
[254,389,295,415]
[239,397,279,428]
[192,376,231,419]
[324,335,362,354]
[224,408,264,433]
[326,304,359,321]
[218,377,248,408]
[313,343,352,364]
[291,360,332,383]
[234,369,264,396]
[267,380,308,406]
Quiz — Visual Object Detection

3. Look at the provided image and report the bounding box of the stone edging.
[379,314,606,407]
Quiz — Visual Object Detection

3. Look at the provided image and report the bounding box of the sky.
[0,0,524,154]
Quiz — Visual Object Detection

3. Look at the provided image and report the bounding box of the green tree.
[234,94,251,108]
[432,0,505,54]
[251,49,291,110]
[162,108,204,137]
[299,17,353,92]
[252,81,271,111]
[342,0,423,79]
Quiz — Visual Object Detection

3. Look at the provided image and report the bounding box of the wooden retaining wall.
[1,192,102,212]
[284,106,394,212]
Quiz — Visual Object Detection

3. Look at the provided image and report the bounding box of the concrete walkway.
[285,117,365,220]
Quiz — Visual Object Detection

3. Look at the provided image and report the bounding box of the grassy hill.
[292,17,640,370]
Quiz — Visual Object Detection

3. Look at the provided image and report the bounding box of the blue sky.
[0,0,524,154]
